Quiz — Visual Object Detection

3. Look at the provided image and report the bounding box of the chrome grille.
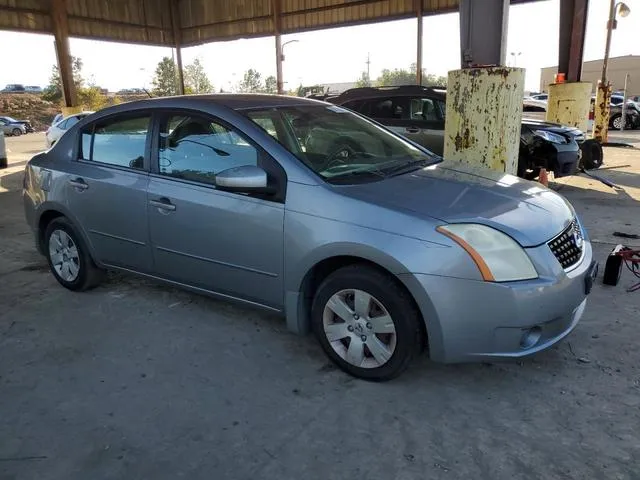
[548,219,584,269]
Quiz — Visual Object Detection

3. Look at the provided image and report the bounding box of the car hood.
[340,160,574,247]
[522,119,581,135]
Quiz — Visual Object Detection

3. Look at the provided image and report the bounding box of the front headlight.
[534,129,566,144]
[437,224,538,282]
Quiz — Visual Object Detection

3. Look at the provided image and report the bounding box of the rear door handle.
[149,198,176,212]
[405,127,420,133]
[68,178,89,190]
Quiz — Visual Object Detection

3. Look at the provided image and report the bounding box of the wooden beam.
[50,0,78,107]
[273,0,283,94]
[170,0,185,95]
[416,0,423,85]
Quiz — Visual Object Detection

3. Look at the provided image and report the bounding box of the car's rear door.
[146,110,286,310]
[65,111,153,272]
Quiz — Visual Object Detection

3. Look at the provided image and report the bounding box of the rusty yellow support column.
[444,67,525,174]
[592,81,612,142]
[546,81,591,132]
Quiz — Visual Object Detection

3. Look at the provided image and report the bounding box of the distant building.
[539,55,640,96]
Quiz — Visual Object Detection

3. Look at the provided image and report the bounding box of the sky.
[0,0,638,93]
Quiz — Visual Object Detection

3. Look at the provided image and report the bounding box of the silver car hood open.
[340,160,575,247]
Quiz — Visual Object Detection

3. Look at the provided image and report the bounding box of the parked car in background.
[45,111,94,148]
[589,96,640,130]
[530,93,548,101]
[328,85,584,180]
[23,95,597,380]
[24,86,43,94]
[1,84,26,93]
[0,115,34,133]
[523,98,547,112]
[0,117,27,136]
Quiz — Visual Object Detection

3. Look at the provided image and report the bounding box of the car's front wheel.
[311,265,424,381]
[11,128,22,136]
[44,217,104,291]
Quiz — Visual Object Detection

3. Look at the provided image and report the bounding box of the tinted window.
[58,118,70,129]
[65,116,81,129]
[365,97,409,119]
[158,114,258,185]
[409,98,441,121]
[81,115,149,170]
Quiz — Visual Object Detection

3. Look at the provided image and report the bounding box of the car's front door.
[65,112,153,272]
[147,111,285,310]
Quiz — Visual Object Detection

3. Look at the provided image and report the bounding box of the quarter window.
[158,114,258,185]
[80,115,150,170]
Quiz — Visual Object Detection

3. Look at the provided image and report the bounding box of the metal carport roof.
[0,0,540,47]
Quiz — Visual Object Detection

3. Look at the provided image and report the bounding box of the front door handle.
[405,127,420,134]
[68,178,89,190]
[149,198,176,212]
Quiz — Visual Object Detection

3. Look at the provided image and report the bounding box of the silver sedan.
[23,95,597,381]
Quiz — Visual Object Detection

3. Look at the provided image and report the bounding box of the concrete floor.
[1,133,640,480]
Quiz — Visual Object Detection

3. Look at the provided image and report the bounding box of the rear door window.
[80,115,150,170]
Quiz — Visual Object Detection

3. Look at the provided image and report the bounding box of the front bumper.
[402,240,596,364]
[553,145,581,177]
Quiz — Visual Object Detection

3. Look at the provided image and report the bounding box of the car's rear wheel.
[11,128,22,136]
[44,217,104,291]
[610,114,623,130]
[311,265,423,381]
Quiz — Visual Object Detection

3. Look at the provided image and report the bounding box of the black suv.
[328,85,591,179]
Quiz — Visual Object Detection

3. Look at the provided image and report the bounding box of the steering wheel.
[325,142,360,170]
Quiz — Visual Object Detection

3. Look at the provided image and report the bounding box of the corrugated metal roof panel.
[0,0,50,34]
[0,0,544,46]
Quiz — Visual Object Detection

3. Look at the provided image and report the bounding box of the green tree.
[184,58,213,93]
[42,56,84,103]
[355,71,372,88]
[264,75,277,94]
[152,57,178,96]
[238,69,263,93]
[375,63,447,87]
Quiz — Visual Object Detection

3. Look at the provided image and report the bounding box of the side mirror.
[215,165,273,194]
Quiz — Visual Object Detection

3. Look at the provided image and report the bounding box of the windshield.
[244,104,439,183]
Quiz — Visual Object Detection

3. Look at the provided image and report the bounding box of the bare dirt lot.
[1,133,640,480]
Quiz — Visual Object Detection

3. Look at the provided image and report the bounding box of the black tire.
[11,128,22,136]
[311,265,424,381]
[44,216,104,291]
[610,113,622,130]
[580,140,603,170]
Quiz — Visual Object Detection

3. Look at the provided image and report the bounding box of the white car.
[46,112,94,148]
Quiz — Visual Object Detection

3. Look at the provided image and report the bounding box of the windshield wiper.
[382,158,433,177]
[326,167,387,183]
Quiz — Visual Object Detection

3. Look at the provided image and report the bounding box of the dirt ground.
[1,133,640,480]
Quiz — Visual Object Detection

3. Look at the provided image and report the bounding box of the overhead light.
[617,2,631,17]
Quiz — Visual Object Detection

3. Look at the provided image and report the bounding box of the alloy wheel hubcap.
[613,117,622,129]
[322,289,397,369]
[49,229,80,282]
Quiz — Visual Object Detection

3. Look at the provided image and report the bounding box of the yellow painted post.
[444,67,525,174]
[592,81,612,143]
[546,81,591,132]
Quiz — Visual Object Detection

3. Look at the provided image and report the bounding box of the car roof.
[332,85,447,102]
[90,94,323,117]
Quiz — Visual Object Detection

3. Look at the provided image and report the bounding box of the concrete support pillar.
[444,67,525,174]
[51,0,78,108]
[546,81,591,132]
[593,81,612,142]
